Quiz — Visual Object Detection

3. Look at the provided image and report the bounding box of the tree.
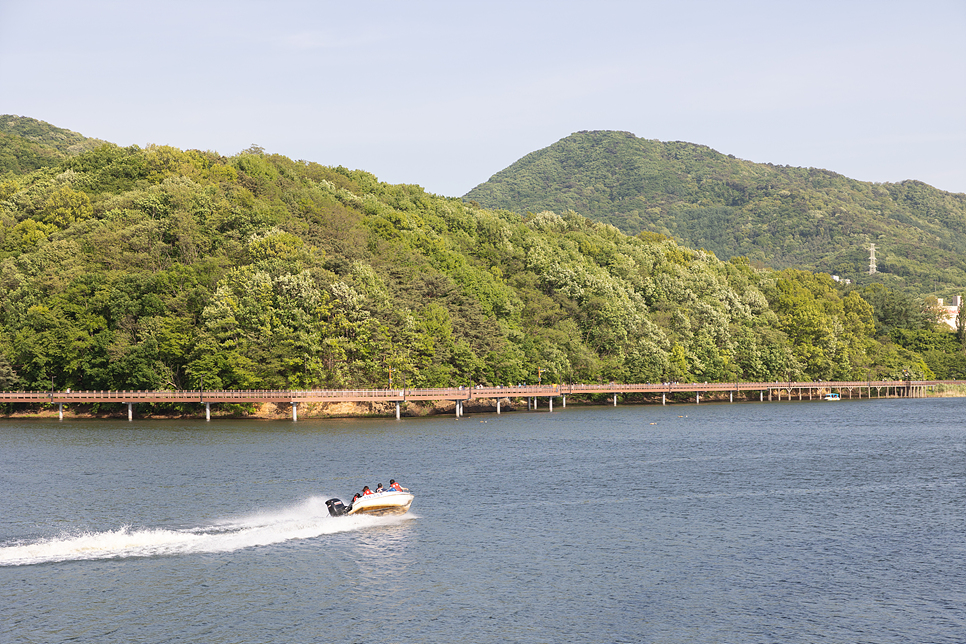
[41,184,92,227]
[0,354,18,389]
[957,304,966,348]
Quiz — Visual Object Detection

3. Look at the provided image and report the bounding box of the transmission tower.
[869,243,877,275]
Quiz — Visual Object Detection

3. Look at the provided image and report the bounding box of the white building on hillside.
[937,296,962,331]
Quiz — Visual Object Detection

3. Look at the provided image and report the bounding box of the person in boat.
[362,486,373,495]
[389,479,406,492]
[375,483,385,493]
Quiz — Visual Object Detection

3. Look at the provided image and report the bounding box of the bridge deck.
[0,380,954,405]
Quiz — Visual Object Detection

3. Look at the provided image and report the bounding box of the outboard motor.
[326,498,348,517]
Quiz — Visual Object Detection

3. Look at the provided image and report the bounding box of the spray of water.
[0,496,411,567]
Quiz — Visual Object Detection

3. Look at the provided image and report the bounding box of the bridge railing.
[0,380,959,404]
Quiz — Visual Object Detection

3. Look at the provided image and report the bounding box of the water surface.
[2,398,964,642]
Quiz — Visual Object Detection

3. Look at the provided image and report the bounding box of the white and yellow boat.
[326,490,414,517]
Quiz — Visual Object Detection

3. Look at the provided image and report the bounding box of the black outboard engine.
[326,498,348,517]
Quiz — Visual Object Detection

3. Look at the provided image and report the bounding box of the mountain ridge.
[0,115,108,154]
[464,130,966,297]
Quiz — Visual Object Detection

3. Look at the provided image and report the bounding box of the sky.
[1,0,964,196]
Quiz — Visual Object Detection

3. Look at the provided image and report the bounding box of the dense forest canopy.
[465,131,966,299]
[1,117,964,398]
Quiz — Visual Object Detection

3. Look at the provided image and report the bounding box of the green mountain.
[0,115,108,154]
[464,131,966,298]
[0,120,962,402]
[0,115,108,176]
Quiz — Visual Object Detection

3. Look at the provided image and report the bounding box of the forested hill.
[0,117,963,397]
[0,115,108,175]
[464,131,966,298]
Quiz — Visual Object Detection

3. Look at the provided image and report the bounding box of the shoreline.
[3,387,964,420]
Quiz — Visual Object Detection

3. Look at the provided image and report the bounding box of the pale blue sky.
[1,0,964,195]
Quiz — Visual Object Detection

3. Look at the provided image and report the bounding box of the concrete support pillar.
[396,401,401,420]
[662,393,666,406]
[549,397,553,412]
[760,390,764,402]
[127,403,133,421]
[613,393,618,406]
[562,396,566,408]
[205,402,211,421]
[533,397,538,410]
[730,391,733,403]
[696,392,700,404]
[58,403,63,421]
[497,399,501,414]
[768,389,772,402]
[292,402,298,422]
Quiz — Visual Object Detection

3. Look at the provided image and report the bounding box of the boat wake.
[0,496,411,567]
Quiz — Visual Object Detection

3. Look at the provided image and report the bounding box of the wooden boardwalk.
[0,379,959,420]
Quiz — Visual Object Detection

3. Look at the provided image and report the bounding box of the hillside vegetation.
[0,115,108,176]
[465,131,966,298]
[1,118,963,400]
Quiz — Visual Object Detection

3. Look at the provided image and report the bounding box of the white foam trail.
[0,496,411,567]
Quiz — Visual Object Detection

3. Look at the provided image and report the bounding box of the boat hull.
[347,491,414,516]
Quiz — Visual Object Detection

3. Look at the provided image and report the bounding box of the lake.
[2,397,964,643]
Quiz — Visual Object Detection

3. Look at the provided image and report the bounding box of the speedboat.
[326,490,414,517]
[823,392,841,401]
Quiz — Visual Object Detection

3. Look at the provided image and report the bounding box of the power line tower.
[869,243,877,275]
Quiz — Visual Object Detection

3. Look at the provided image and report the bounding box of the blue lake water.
[2,398,964,643]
